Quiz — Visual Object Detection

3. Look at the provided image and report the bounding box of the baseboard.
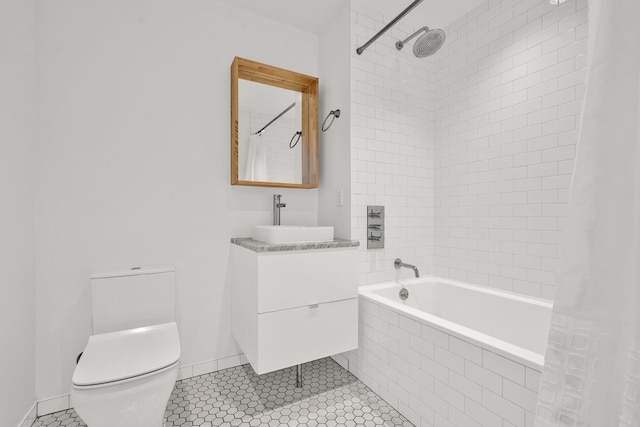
[330,353,350,371]
[17,401,37,427]
[177,353,249,381]
[37,394,70,417]
[34,353,250,417]
[33,353,349,420]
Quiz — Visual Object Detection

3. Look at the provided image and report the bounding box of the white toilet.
[71,267,181,427]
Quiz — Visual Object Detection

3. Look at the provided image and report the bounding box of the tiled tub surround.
[350,0,589,299]
[432,0,588,298]
[350,0,437,285]
[346,277,552,427]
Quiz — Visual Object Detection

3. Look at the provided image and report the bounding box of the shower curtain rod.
[253,102,296,135]
[356,0,424,55]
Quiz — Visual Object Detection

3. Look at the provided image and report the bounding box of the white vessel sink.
[252,225,334,244]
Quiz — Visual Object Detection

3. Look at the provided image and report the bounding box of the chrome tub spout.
[394,258,419,278]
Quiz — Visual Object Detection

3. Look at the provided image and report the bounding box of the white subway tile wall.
[351,0,587,299]
[348,298,542,427]
[350,1,437,285]
[433,0,587,299]
[347,0,588,425]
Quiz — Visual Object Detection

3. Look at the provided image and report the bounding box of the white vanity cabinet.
[230,239,359,375]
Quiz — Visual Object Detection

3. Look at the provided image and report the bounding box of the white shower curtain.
[243,133,269,182]
[534,1,640,426]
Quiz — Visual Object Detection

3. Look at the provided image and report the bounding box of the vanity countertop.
[231,238,359,253]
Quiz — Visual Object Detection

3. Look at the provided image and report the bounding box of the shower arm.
[356,0,424,55]
[396,27,429,50]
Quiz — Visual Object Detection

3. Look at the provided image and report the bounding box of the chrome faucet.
[394,258,419,278]
[273,194,286,225]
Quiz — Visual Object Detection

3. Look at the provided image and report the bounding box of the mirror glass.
[238,80,302,184]
[231,57,319,188]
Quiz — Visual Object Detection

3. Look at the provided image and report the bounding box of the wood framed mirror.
[231,57,319,188]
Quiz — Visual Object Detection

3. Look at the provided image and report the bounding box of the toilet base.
[71,362,178,427]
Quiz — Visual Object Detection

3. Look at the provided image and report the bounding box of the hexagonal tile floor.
[32,357,414,427]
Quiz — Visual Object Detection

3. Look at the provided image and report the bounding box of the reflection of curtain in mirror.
[243,134,269,181]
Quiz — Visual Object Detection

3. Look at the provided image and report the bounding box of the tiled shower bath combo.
[343,0,588,423]
[350,0,586,296]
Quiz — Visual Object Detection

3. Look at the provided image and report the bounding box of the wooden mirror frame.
[231,57,319,188]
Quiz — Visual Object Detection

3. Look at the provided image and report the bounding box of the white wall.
[0,0,37,423]
[350,0,437,285]
[433,0,587,299]
[318,1,351,239]
[35,0,320,399]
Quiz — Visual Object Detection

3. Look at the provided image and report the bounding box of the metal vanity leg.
[296,364,303,388]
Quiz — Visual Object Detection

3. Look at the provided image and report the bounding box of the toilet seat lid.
[72,322,180,387]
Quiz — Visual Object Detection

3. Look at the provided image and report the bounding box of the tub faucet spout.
[394,258,419,278]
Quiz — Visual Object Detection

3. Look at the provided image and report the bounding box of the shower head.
[413,28,446,57]
[396,27,446,58]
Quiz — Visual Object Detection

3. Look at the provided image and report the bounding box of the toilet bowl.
[71,267,181,427]
[71,322,180,427]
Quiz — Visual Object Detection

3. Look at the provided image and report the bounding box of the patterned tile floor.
[33,357,413,427]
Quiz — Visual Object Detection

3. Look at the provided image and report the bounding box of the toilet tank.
[91,267,176,334]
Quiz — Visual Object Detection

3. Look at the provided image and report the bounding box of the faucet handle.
[368,233,381,242]
[273,194,285,207]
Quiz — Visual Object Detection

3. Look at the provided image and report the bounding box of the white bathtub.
[349,276,553,426]
[359,276,552,369]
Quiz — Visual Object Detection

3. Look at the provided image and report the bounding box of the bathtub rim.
[358,276,552,372]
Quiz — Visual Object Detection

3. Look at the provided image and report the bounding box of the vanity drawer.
[257,248,357,313]
[254,298,357,375]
